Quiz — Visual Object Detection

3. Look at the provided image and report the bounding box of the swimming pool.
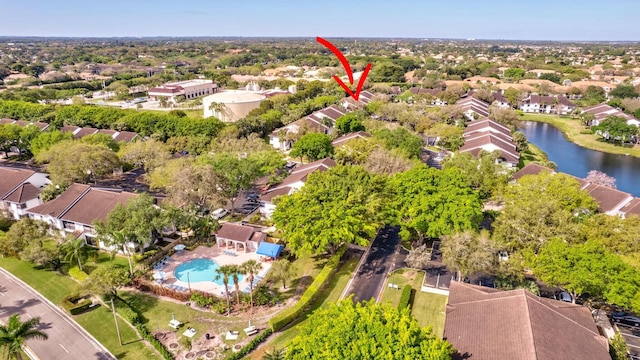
[174,258,244,285]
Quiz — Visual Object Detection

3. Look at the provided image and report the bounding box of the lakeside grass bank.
[520,114,640,158]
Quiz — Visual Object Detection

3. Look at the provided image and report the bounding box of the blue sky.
[2,0,639,41]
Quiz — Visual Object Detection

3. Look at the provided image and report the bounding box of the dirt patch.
[402,271,416,281]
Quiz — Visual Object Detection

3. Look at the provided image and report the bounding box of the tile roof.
[215,223,255,242]
[113,131,138,143]
[582,183,633,213]
[260,186,291,202]
[456,97,490,117]
[73,127,99,139]
[511,163,554,181]
[0,167,36,200]
[3,183,41,204]
[263,158,336,194]
[465,118,512,137]
[331,131,371,146]
[620,198,640,218]
[444,282,610,360]
[27,184,137,225]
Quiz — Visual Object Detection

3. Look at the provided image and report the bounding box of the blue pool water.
[174,258,243,285]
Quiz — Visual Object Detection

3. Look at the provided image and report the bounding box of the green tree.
[214,265,236,315]
[0,218,48,257]
[442,151,510,200]
[285,298,454,360]
[583,86,606,105]
[270,259,294,290]
[289,133,334,163]
[335,114,365,135]
[503,68,525,79]
[493,172,597,252]
[363,148,415,175]
[0,314,48,360]
[429,123,464,150]
[441,230,496,281]
[503,87,521,108]
[592,115,637,144]
[539,73,562,84]
[61,237,97,272]
[81,264,130,299]
[512,131,528,152]
[373,128,424,158]
[610,84,639,99]
[369,62,406,83]
[0,124,22,158]
[36,141,120,185]
[205,153,261,215]
[229,265,242,306]
[29,130,73,157]
[153,160,225,211]
[94,193,164,274]
[80,133,120,152]
[241,259,263,309]
[118,139,170,172]
[263,347,286,360]
[391,166,482,243]
[273,165,390,256]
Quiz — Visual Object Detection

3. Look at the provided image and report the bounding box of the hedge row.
[111,299,173,360]
[225,328,273,360]
[136,323,173,360]
[61,295,93,315]
[269,247,345,331]
[398,285,413,311]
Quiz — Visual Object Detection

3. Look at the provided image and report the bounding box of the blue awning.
[256,242,284,258]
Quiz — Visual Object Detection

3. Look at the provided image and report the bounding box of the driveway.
[343,226,406,303]
[0,268,115,360]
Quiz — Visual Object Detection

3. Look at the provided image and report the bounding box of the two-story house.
[0,166,51,220]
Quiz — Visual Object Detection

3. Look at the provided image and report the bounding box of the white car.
[211,208,229,220]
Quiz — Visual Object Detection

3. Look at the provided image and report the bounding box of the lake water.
[520,121,640,197]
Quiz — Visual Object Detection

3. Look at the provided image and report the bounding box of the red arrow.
[317,36,372,101]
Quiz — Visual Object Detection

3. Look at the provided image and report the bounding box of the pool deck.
[154,245,272,296]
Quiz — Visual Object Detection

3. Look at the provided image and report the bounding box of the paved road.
[0,268,115,360]
[344,226,406,303]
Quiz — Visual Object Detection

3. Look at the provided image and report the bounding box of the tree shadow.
[118,292,159,324]
[0,298,40,317]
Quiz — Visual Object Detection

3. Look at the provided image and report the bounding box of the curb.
[0,267,116,360]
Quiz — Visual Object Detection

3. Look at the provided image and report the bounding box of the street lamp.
[187,272,191,293]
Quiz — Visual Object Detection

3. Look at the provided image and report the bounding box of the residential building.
[619,198,640,219]
[491,92,510,108]
[0,166,50,220]
[519,95,576,115]
[259,158,336,218]
[582,103,640,127]
[0,119,50,131]
[27,184,138,249]
[455,97,490,120]
[444,282,610,360]
[59,126,138,142]
[331,131,371,147]
[148,79,217,103]
[460,118,519,167]
[269,105,346,150]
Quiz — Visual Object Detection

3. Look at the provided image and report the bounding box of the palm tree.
[241,260,262,309]
[262,347,286,360]
[229,265,242,306]
[61,237,96,272]
[0,314,48,360]
[270,259,293,290]
[214,265,235,316]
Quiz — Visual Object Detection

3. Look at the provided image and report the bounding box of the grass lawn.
[75,305,157,360]
[519,142,549,166]
[380,268,448,338]
[0,257,157,360]
[520,113,640,158]
[249,255,360,359]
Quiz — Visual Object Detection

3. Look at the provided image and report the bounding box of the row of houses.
[582,103,640,127]
[459,118,520,167]
[0,118,139,143]
[513,162,640,218]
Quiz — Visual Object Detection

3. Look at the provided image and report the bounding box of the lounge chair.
[169,319,182,329]
[244,326,258,336]
[225,331,239,340]
[183,327,197,338]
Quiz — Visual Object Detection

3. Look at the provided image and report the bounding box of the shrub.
[115,302,142,325]
[398,285,413,310]
[61,295,93,315]
[68,266,88,282]
[136,323,173,360]
[609,332,629,360]
[190,292,216,307]
[269,248,345,331]
[225,328,273,360]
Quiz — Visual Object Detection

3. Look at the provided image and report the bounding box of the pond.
[520,121,640,197]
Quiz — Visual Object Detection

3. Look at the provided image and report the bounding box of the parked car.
[557,291,573,303]
[246,198,260,204]
[611,312,640,327]
[211,208,229,220]
[246,192,259,200]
